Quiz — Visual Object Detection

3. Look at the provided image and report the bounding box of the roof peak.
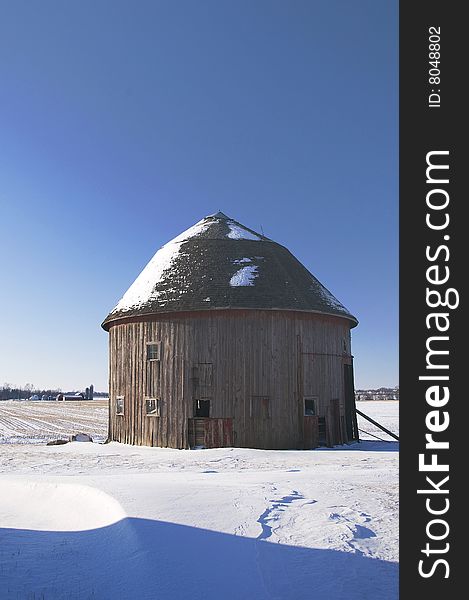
[207,211,230,220]
[200,212,269,242]
[165,212,270,244]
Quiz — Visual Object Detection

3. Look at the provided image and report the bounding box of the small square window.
[304,397,316,416]
[145,398,160,416]
[116,396,124,415]
[195,399,210,417]
[146,342,161,361]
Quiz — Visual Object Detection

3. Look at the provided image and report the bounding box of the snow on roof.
[112,242,184,313]
[226,221,262,241]
[111,216,264,313]
[102,212,358,328]
[314,284,350,313]
[169,218,211,244]
[233,257,253,264]
[112,218,216,313]
[229,265,258,287]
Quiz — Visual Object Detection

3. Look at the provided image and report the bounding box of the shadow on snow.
[316,440,399,453]
[1,517,398,600]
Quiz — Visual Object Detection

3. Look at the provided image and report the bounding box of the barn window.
[116,396,124,415]
[145,398,160,417]
[146,342,161,361]
[250,396,270,419]
[304,397,317,416]
[195,399,210,418]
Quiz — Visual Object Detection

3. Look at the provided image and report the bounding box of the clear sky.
[0,0,397,392]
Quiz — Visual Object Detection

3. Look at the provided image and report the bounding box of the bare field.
[0,400,108,444]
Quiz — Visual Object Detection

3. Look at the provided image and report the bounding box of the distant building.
[56,392,85,401]
[355,387,399,402]
[102,212,359,449]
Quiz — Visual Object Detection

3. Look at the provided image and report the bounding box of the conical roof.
[102,212,357,330]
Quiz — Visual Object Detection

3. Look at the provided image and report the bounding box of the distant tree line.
[1,383,108,401]
[0,383,61,401]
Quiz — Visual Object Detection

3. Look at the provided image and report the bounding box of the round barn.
[102,212,359,449]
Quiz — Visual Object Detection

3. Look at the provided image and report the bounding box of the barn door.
[303,416,319,449]
[326,398,343,446]
[302,397,319,449]
[188,418,206,447]
[344,363,358,441]
[249,396,271,448]
[188,418,233,448]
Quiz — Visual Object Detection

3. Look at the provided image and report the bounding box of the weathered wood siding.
[108,309,354,449]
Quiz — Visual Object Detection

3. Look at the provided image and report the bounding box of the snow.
[1,479,126,532]
[229,257,260,287]
[0,400,108,445]
[111,243,185,313]
[229,265,259,287]
[168,217,211,244]
[0,401,398,599]
[110,216,265,313]
[356,401,399,441]
[226,221,262,240]
[314,282,350,313]
[111,219,211,313]
[233,257,253,264]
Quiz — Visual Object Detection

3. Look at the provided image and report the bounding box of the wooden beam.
[355,408,399,441]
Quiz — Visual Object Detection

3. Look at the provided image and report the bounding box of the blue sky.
[0,0,397,392]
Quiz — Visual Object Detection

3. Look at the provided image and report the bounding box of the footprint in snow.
[354,524,376,539]
[257,490,313,541]
[328,509,376,541]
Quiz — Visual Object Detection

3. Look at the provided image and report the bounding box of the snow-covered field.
[0,401,398,600]
[0,400,108,444]
[356,400,399,441]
